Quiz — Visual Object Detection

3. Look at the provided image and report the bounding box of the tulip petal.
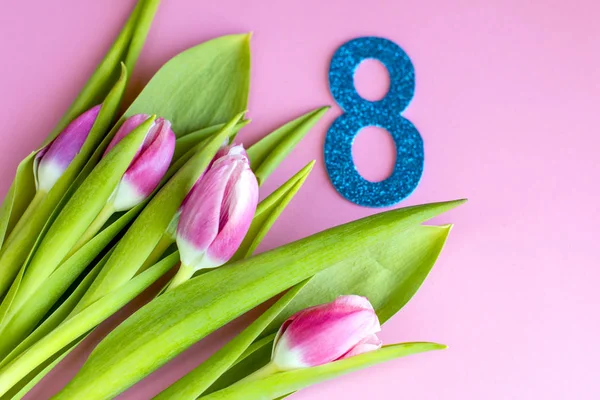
[206,165,258,263]
[36,106,101,191]
[340,334,383,359]
[105,116,176,212]
[176,160,238,269]
[103,114,149,157]
[112,119,176,211]
[271,295,381,370]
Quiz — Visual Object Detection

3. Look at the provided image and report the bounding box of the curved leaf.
[203,224,454,396]
[231,161,315,262]
[200,343,446,400]
[0,253,179,397]
[46,0,160,143]
[52,200,465,399]
[247,107,328,185]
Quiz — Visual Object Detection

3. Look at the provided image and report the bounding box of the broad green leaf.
[1,117,153,325]
[46,0,160,142]
[231,161,315,262]
[174,120,250,161]
[0,253,179,397]
[247,106,328,185]
[73,115,242,312]
[123,34,251,136]
[203,223,453,395]
[200,343,446,400]
[52,200,465,399]
[0,65,128,300]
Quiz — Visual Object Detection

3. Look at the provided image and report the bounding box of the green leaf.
[203,223,454,395]
[0,253,179,397]
[199,343,446,400]
[0,65,128,300]
[0,241,115,363]
[46,0,159,142]
[231,161,315,262]
[52,200,465,399]
[247,106,328,185]
[123,34,251,136]
[1,116,153,325]
[73,115,243,312]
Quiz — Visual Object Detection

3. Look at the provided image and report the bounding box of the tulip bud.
[103,114,176,212]
[176,144,258,271]
[271,295,382,370]
[35,105,101,192]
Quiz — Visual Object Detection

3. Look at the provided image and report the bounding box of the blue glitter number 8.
[325,37,424,207]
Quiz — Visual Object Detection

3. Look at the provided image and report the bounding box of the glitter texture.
[325,36,424,207]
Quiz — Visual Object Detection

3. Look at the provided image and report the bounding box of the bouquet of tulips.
[0,1,464,399]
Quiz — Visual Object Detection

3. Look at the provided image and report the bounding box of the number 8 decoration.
[324,36,424,207]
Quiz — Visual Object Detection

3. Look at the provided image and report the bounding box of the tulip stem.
[164,263,195,292]
[66,203,115,259]
[237,362,281,385]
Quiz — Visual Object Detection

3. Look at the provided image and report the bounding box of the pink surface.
[1,0,599,398]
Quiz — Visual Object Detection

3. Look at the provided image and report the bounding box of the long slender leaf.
[0,338,83,400]
[0,155,35,250]
[247,107,328,185]
[52,200,465,399]
[200,343,445,400]
[0,244,114,363]
[0,253,179,397]
[46,0,159,142]
[231,161,314,262]
[0,251,108,370]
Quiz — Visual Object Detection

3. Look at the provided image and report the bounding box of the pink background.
[1,0,599,398]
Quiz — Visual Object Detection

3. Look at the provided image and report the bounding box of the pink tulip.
[176,144,258,271]
[35,105,101,192]
[103,114,176,212]
[271,295,383,370]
